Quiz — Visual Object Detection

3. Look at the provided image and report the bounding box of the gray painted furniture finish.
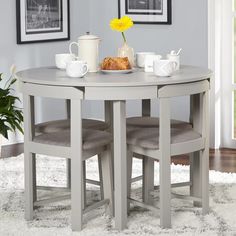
[35,115,109,204]
[22,83,113,231]
[17,65,212,230]
[127,80,210,228]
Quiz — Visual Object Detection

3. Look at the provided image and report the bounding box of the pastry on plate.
[101,57,131,70]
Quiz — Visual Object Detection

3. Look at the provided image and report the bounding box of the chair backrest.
[22,83,84,100]
[158,80,210,144]
[158,80,210,98]
[22,83,83,142]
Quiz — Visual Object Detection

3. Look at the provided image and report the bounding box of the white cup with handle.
[66,60,89,78]
[136,52,156,68]
[145,54,162,72]
[153,59,177,77]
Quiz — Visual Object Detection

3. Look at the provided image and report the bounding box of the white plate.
[101,69,133,74]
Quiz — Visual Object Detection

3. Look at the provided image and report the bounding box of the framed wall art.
[16,0,70,44]
[118,0,172,25]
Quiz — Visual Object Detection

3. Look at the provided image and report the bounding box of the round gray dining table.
[16,65,212,230]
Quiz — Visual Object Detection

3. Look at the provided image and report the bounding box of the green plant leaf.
[0,73,23,139]
[0,120,10,139]
[0,88,9,97]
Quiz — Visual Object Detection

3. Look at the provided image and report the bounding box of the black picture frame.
[16,0,70,44]
[118,0,172,25]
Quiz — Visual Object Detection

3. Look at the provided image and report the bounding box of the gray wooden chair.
[127,115,193,204]
[35,111,110,203]
[126,80,210,228]
[22,83,113,231]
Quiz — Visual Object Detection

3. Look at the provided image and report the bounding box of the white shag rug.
[1,155,236,236]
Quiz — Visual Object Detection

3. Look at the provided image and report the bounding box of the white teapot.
[69,33,100,72]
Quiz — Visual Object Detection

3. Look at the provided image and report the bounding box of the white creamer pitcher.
[69,33,100,72]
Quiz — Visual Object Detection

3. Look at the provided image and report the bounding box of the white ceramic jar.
[69,33,100,72]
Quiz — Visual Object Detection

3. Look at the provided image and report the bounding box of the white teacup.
[136,52,155,68]
[55,53,75,70]
[145,54,162,72]
[153,60,177,77]
[66,60,89,78]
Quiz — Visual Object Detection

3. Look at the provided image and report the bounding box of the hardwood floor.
[171,148,236,173]
[2,146,236,173]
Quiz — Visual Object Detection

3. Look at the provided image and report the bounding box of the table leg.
[159,97,171,228]
[113,100,127,230]
[141,99,154,204]
[142,158,154,204]
[71,99,83,231]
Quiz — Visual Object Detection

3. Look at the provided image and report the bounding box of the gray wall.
[0,0,208,144]
[0,0,90,144]
[88,0,208,120]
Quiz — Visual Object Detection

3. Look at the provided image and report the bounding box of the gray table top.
[16,65,212,87]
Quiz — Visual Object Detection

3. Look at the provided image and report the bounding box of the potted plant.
[0,68,23,157]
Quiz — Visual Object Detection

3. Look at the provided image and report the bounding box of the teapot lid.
[79,32,100,40]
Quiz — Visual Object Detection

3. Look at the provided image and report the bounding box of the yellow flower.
[110,16,133,32]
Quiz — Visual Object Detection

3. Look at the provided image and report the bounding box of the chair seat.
[35,119,109,134]
[127,116,192,129]
[127,126,201,150]
[33,129,112,150]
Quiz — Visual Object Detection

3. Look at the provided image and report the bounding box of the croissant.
[101,57,131,70]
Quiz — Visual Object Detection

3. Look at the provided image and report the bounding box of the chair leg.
[159,156,171,228]
[32,153,37,204]
[83,161,86,209]
[24,151,34,220]
[67,159,86,209]
[100,149,113,216]
[66,159,71,189]
[202,90,209,214]
[201,149,209,214]
[98,156,104,200]
[127,150,133,213]
[142,157,154,205]
[190,152,202,207]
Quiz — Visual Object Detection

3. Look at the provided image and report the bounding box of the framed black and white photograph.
[16,0,70,44]
[118,0,171,24]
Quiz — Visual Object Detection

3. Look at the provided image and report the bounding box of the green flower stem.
[122,32,127,43]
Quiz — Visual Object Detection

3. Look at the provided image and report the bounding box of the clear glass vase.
[118,42,135,67]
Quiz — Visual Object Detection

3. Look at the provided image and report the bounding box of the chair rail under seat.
[22,83,84,99]
[28,141,107,160]
[170,137,205,156]
[29,141,71,158]
[158,80,210,98]
[128,137,205,160]
[34,195,110,214]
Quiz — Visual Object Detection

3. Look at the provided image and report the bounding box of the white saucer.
[101,69,133,74]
